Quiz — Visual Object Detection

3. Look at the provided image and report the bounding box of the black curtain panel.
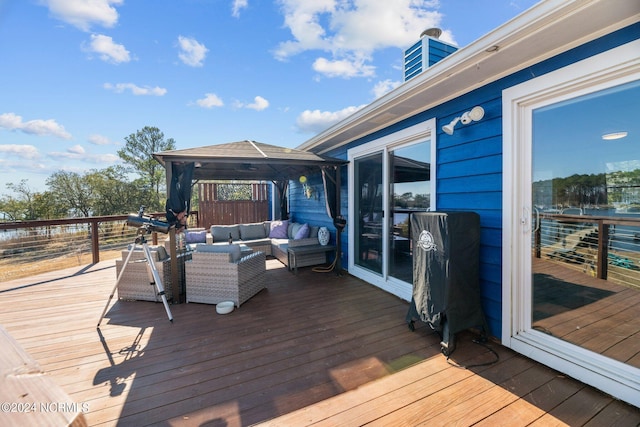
[166,162,195,225]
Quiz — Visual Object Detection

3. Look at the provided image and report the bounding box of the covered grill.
[406,211,488,355]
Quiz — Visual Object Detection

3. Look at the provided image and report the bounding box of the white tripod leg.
[98,243,137,328]
[142,243,174,322]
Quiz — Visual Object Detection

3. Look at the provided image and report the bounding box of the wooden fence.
[197,182,270,227]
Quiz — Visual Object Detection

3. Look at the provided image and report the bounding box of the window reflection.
[531,79,640,367]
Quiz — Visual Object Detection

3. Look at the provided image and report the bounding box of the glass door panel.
[354,152,383,275]
[531,80,640,367]
[389,142,431,283]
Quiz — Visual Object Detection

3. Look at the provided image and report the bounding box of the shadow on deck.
[0,258,638,426]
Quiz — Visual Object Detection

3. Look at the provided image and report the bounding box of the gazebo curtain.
[321,166,338,221]
[274,180,289,220]
[165,162,195,225]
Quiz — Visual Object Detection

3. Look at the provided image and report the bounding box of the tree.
[46,171,95,217]
[217,182,253,200]
[0,180,62,221]
[85,166,146,215]
[118,126,176,211]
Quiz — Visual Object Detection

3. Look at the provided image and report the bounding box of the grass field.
[0,249,122,283]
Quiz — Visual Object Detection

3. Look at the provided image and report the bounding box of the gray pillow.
[210,225,240,243]
[288,222,304,239]
[239,223,267,240]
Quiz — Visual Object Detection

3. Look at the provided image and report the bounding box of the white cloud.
[87,134,112,145]
[233,96,270,111]
[275,0,444,78]
[296,104,366,133]
[68,144,85,154]
[177,36,208,67]
[232,0,248,17]
[42,0,123,31]
[0,144,40,159]
[0,159,48,176]
[85,34,131,63]
[0,113,72,139]
[196,93,224,108]
[313,56,375,78]
[242,96,270,111]
[372,79,402,98]
[48,150,119,164]
[103,83,167,96]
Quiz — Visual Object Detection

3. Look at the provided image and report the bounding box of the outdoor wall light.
[442,106,485,135]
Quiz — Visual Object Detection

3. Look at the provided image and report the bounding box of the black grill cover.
[409,211,486,338]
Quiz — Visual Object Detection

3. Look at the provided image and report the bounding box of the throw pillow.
[294,223,310,239]
[269,220,289,238]
[185,230,207,244]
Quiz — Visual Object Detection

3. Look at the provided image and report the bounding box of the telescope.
[127,207,172,234]
[99,206,174,327]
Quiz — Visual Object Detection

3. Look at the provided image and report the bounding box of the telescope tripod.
[97,227,174,328]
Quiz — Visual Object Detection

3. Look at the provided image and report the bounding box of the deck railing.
[534,212,640,288]
[0,212,198,282]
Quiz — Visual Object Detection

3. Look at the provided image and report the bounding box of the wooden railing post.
[91,220,100,264]
[597,219,608,280]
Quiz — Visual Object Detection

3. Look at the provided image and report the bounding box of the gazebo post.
[165,160,181,303]
[335,165,343,274]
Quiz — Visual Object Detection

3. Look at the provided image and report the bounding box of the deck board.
[0,258,638,426]
[533,257,640,367]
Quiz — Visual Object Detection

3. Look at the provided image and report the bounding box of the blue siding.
[404,37,457,82]
[288,172,346,266]
[427,38,458,66]
[289,173,333,229]
[308,23,640,338]
[404,47,422,63]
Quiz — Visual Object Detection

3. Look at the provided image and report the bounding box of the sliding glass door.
[349,120,435,300]
[354,152,383,275]
[388,143,431,283]
[503,42,640,406]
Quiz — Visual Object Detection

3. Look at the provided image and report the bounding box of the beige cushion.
[125,244,168,261]
[194,243,242,262]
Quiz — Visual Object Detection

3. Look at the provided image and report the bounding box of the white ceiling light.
[602,131,628,140]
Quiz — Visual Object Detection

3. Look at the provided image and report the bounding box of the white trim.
[502,39,640,407]
[348,119,435,300]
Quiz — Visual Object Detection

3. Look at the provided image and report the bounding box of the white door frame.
[348,119,436,301]
[501,40,640,407]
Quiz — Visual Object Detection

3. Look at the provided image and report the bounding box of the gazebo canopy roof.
[153,140,347,182]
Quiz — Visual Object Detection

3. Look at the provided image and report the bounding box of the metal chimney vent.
[404,27,457,82]
[420,28,442,39]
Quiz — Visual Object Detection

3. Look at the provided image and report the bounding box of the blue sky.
[0,0,538,193]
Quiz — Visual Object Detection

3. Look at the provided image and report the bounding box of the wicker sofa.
[185,243,266,307]
[115,245,177,302]
[186,220,327,269]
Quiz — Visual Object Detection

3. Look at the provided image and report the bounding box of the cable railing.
[534,211,640,289]
[0,212,199,282]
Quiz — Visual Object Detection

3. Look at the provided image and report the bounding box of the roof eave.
[298,0,640,154]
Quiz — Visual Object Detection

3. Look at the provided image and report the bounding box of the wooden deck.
[1,258,639,426]
[533,257,640,368]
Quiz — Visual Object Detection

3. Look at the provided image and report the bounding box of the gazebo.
[153,140,348,297]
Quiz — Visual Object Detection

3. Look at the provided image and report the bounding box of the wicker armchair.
[115,245,175,302]
[185,244,266,307]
